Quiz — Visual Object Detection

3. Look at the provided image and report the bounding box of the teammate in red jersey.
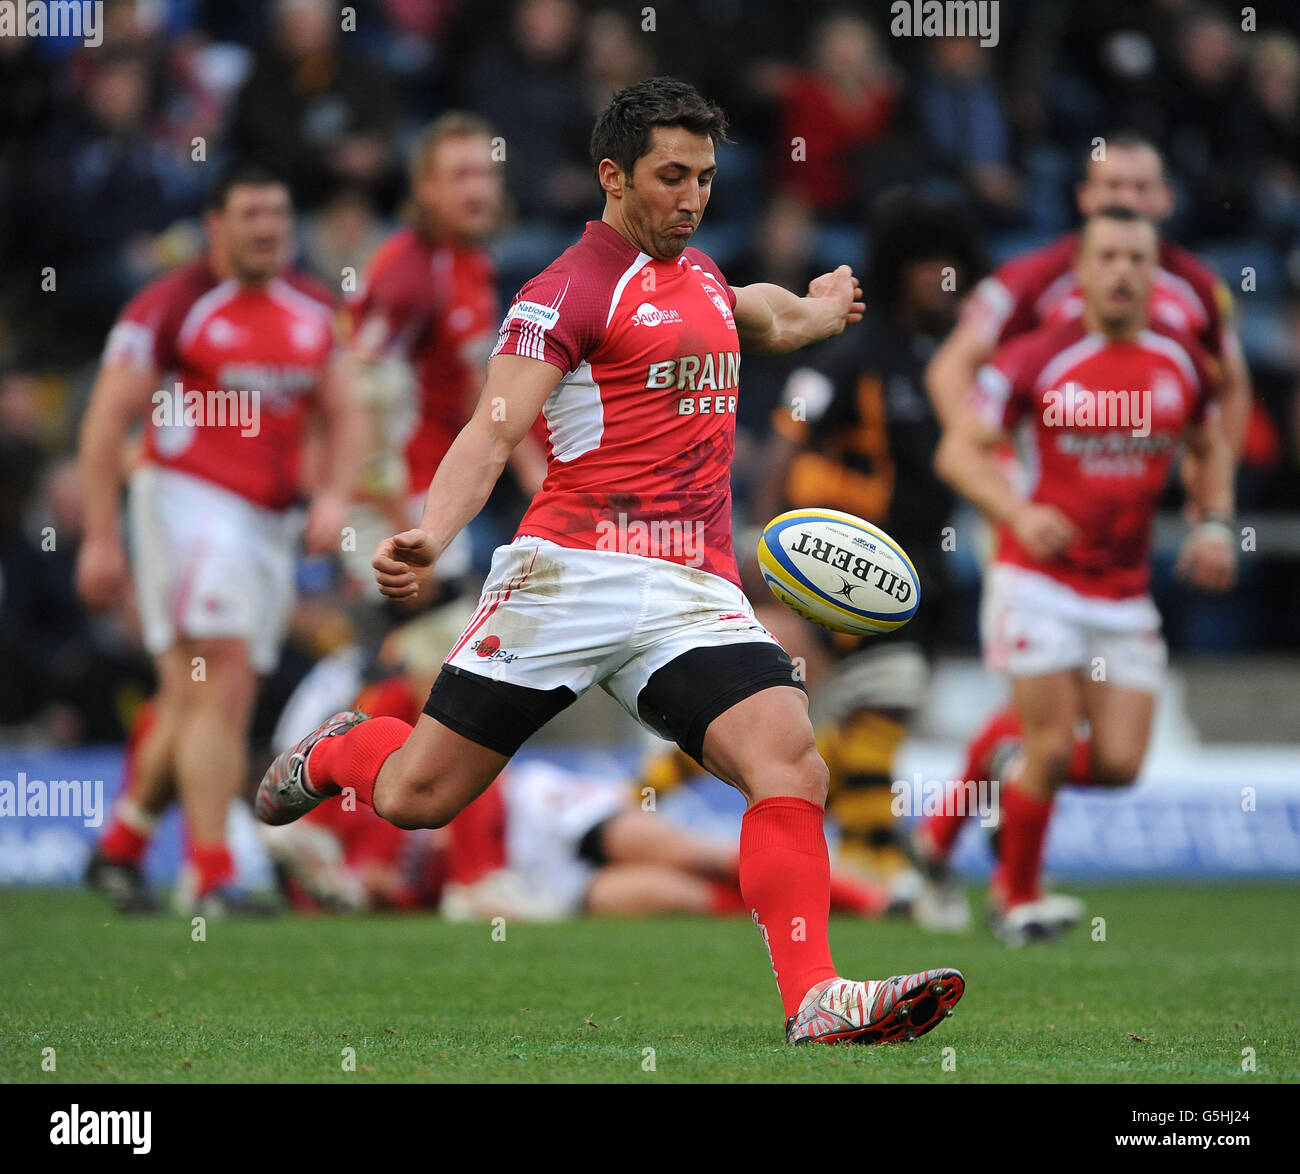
[347,113,546,591]
[913,132,1252,925]
[77,161,364,915]
[930,207,1236,944]
[258,78,965,1044]
[927,130,1251,447]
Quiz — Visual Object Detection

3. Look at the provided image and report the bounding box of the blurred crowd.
[3,0,1300,745]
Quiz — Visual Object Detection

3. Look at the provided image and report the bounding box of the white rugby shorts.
[127,464,299,673]
[443,536,785,736]
[981,562,1167,693]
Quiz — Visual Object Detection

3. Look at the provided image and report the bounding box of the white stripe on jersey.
[177,280,241,348]
[545,359,605,462]
[1136,328,1199,388]
[1034,332,1108,394]
[606,254,651,327]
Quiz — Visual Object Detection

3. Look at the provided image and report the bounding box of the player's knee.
[1090,749,1143,788]
[749,741,828,805]
[1024,730,1075,784]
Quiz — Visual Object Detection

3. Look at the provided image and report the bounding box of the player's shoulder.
[511,222,642,319]
[366,227,424,278]
[1157,239,1223,301]
[681,245,731,289]
[994,315,1087,376]
[1143,320,1216,384]
[993,232,1077,294]
[273,269,337,316]
[124,257,219,317]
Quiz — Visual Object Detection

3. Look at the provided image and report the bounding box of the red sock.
[926,706,1024,859]
[739,797,837,1019]
[829,873,887,917]
[447,780,507,884]
[995,784,1054,908]
[189,841,234,897]
[706,879,748,914]
[307,717,411,808]
[99,801,156,866]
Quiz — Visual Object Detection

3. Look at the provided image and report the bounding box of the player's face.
[621,126,716,261]
[211,184,293,282]
[416,135,503,242]
[1077,219,1158,333]
[1078,147,1173,221]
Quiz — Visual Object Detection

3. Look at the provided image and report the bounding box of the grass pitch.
[2,884,1296,1084]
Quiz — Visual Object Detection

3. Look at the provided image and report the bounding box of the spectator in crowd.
[1162,7,1257,239]
[912,36,1023,223]
[468,0,592,225]
[229,0,401,214]
[1244,32,1300,249]
[13,47,202,364]
[776,12,899,222]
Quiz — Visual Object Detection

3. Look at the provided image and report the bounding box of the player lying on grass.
[265,746,889,921]
[923,206,1237,945]
[257,76,965,1044]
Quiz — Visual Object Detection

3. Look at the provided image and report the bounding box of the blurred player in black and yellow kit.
[640,191,986,909]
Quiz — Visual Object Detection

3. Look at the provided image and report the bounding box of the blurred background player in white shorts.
[75,161,363,915]
[930,207,1237,944]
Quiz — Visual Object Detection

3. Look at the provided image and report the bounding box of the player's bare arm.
[305,352,367,554]
[733,265,864,355]
[934,399,1078,562]
[372,353,561,598]
[1175,407,1237,593]
[75,359,159,609]
[924,318,994,429]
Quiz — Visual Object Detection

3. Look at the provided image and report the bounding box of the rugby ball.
[757,508,920,636]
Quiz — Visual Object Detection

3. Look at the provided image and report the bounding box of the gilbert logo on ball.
[757,508,920,636]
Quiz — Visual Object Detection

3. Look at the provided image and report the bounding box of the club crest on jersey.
[698,280,736,330]
[631,303,682,327]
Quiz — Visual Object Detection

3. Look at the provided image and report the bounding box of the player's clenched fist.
[1174,521,1237,593]
[1010,502,1079,562]
[808,264,865,334]
[372,528,439,599]
[76,532,129,610]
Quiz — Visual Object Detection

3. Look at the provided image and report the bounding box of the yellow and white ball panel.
[757,508,920,637]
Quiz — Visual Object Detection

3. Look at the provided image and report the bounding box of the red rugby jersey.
[490,220,743,585]
[964,233,1234,360]
[350,228,499,493]
[973,318,1218,599]
[103,258,337,510]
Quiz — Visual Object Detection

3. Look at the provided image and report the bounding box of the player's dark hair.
[589,76,729,184]
[1080,130,1166,182]
[864,188,988,312]
[205,160,290,210]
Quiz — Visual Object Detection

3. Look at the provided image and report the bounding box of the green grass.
[1,885,1297,1083]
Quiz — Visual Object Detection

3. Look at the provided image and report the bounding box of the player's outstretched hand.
[808,264,865,335]
[76,532,128,611]
[1175,522,1237,592]
[1010,502,1079,562]
[373,529,439,600]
